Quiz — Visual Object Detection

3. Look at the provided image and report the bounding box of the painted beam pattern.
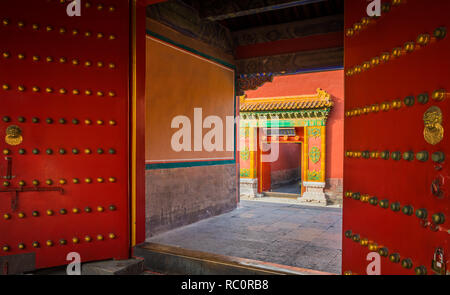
[232,14,343,47]
[236,47,343,76]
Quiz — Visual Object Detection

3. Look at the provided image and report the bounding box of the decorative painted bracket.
[236,73,274,96]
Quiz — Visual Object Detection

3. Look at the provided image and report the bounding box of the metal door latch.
[0,187,64,211]
[431,174,446,199]
[1,157,15,180]
[432,247,448,275]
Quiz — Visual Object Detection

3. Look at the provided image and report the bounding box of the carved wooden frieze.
[147,1,234,53]
[236,74,274,96]
[236,47,343,75]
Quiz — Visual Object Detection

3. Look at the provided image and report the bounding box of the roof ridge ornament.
[316,88,331,99]
[240,88,334,113]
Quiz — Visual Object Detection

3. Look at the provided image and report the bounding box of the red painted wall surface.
[245,70,344,180]
[271,143,301,172]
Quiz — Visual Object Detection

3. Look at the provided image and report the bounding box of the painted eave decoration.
[239,88,334,121]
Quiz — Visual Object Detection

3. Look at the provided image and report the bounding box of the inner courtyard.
[148,200,342,274]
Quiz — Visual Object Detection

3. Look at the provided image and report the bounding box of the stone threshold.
[241,195,342,208]
[135,242,334,275]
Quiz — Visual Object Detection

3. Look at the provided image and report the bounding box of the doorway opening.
[143,1,344,275]
[260,128,303,199]
[146,70,344,275]
[268,143,302,196]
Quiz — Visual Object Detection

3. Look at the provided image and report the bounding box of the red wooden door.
[260,150,272,193]
[258,128,271,193]
[0,0,131,272]
[344,0,449,275]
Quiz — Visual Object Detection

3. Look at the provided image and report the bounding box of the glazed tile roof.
[240,88,333,112]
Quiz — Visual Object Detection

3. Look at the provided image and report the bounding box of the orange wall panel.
[145,36,235,163]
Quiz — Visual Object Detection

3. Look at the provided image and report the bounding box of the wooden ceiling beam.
[194,0,327,21]
[141,0,167,6]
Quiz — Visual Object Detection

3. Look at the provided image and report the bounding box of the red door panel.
[257,128,271,193]
[0,0,131,270]
[344,0,449,275]
[260,150,271,192]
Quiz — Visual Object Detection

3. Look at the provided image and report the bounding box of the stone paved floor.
[148,200,342,274]
[270,182,301,194]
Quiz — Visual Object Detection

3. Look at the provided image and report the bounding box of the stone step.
[26,258,149,275]
[263,192,299,199]
[81,258,145,275]
[134,242,332,275]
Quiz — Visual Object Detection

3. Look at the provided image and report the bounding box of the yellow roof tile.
[240,88,333,112]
